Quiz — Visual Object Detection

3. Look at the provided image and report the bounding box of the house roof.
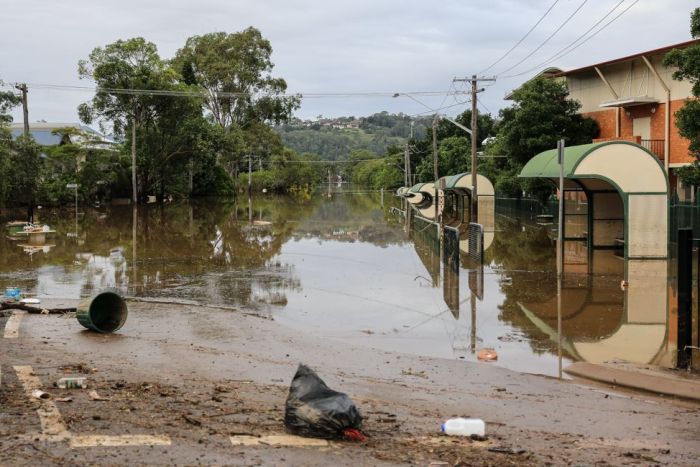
[10,122,115,146]
[555,39,700,77]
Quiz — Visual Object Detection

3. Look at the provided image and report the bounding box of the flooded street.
[0,187,673,377]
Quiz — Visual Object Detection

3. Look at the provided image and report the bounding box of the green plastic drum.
[76,289,128,333]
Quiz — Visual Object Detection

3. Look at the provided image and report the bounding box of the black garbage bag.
[284,364,363,440]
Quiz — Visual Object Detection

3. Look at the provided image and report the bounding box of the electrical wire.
[496,0,588,76]
[501,0,633,79]
[478,0,561,74]
[13,82,469,100]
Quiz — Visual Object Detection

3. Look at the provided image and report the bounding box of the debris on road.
[476,348,498,362]
[31,389,50,400]
[56,377,88,389]
[76,289,128,333]
[441,418,485,437]
[88,390,109,401]
[284,364,364,441]
[488,446,527,455]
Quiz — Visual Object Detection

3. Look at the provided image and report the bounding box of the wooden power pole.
[15,83,29,136]
[432,115,438,182]
[453,75,496,223]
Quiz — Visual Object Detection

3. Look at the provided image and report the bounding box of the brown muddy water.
[0,187,674,377]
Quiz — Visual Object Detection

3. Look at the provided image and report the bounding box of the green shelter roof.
[409,183,427,193]
[443,173,470,189]
[519,142,606,179]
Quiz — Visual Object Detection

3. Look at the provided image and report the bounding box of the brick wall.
[669,99,693,164]
[583,109,616,139]
[582,99,692,165]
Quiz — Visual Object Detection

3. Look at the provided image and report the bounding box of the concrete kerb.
[564,362,700,402]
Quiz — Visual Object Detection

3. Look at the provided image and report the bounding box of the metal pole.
[75,186,78,237]
[557,139,565,378]
[470,75,479,223]
[678,228,693,368]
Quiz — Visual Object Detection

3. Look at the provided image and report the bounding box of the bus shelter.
[437,173,496,253]
[519,142,668,259]
[403,182,437,219]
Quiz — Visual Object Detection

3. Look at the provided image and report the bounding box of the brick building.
[553,40,699,195]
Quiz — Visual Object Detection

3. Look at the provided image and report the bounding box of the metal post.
[74,185,78,237]
[557,139,565,378]
[557,139,565,278]
[677,228,693,368]
[470,75,478,223]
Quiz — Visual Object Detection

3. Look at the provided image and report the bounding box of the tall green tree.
[490,77,598,199]
[0,82,20,125]
[173,28,300,176]
[0,87,39,211]
[78,37,176,202]
[497,77,598,166]
[174,28,299,128]
[663,7,700,185]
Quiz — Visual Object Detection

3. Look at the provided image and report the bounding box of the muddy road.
[1,300,699,465]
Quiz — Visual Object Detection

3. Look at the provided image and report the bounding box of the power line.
[496,0,588,76]
[7,82,469,100]
[478,0,561,74]
[502,0,639,79]
[501,0,633,79]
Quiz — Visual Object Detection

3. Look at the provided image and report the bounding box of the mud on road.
[1,301,699,465]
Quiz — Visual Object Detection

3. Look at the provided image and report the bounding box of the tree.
[174,28,299,129]
[174,29,300,179]
[490,77,598,199]
[0,83,20,124]
[663,7,700,185]
[497,77,598,166]
[78,37,176,202]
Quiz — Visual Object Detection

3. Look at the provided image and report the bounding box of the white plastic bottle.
[440,418,485,436]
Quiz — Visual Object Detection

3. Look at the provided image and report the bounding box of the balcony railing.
[640,139,665,160]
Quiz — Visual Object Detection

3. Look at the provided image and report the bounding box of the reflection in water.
[0,189,673,376]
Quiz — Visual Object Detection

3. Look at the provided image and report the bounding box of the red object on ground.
[342,428,366,442]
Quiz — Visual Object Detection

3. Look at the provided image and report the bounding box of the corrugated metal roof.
[555,39,700,77]
[10,128,63,145]
[519,142,605,179]
[9,122,115,146]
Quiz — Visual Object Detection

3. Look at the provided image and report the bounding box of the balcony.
[592,136,665,162]
[640,139,665,160]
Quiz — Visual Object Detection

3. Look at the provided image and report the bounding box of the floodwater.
[0,187,675,377]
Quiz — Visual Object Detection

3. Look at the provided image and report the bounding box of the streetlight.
[392,93,472,136]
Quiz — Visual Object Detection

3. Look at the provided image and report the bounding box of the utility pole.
[131,117,137,204]
[248,154,252,194]
[15,83,29,136]
[432,115,438,181]
[404,143,410,187]
[453,75,496,223]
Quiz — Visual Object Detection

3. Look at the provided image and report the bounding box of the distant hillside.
[276,112,433,160]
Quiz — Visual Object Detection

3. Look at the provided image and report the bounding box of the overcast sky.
[1,0,696,124]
